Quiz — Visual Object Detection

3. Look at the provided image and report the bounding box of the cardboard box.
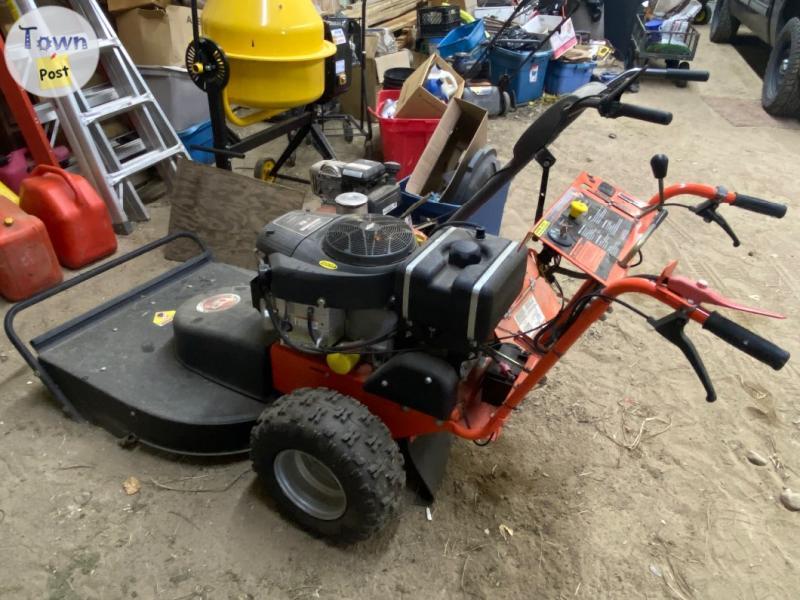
[116,6,197,67]
[339,34,419,118]
[395,54,464,120]
[108,0,169,13]
[523,15,577,59]
[406,98,487,203]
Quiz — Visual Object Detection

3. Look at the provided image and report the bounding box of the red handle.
[29,164,88,207]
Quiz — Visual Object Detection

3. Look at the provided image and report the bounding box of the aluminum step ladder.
[16,0,189,234]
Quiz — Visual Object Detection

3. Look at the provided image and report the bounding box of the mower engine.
[310,158,402,215]
[252,211,527,419]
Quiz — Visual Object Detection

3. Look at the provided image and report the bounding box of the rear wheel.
[693,5,710,26]
[250,388,405,543]
[762,18,800,118]
[709,0,740,43]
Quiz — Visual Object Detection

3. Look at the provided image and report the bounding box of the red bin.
[370,89,440,179]
[0,197,62,301]
[19,165,117,269]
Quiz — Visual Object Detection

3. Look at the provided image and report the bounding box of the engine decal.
[196,293,241,313]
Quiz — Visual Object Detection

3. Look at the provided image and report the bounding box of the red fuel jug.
[19,165,117,269]
[0,197,62,302]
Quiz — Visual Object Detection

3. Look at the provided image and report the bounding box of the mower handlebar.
[702,312,790,371]
[612,102,674,126]
[731,194,788,218]
[643,68,711,82]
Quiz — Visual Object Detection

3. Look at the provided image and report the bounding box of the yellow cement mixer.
[199,0,336,127]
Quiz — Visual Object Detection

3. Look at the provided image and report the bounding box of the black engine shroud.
[255,211,527,350]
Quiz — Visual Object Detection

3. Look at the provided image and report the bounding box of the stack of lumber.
[342,0,421,27]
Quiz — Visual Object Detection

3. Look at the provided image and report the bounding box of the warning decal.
[152,310,176,327]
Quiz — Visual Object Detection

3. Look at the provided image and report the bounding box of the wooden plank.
[166,158,305,269]
[342,0,421,27]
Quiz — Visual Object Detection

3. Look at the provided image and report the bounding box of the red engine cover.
[19,165,117,269]
[0,197,62,301]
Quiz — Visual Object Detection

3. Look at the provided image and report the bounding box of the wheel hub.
[274,449,347,520]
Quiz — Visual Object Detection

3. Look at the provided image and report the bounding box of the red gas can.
[19,165,117,269]
[0,197,62,301]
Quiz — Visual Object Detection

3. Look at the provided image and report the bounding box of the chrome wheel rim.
[274,450,347,520]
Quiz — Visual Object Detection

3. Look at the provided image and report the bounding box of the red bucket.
[370,89,440,179]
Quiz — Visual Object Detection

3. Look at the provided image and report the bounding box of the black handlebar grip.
[646,68,711,82]
[703,312,790,370]
[615,103,673,125]
[733,194,788,218]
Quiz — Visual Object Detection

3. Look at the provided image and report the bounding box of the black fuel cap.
[448,239,482,268]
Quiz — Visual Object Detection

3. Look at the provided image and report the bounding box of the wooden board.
[342,0,421,27]
[165,158,305,269]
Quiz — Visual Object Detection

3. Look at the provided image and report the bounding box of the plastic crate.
[370,90,440,179]
[489,47,552,103]
[544,60,596,95]
[437,19,486,58]
[178,120,215,164]
[139,66,210,132]
[391,177,510,237]
[418,5,461,38]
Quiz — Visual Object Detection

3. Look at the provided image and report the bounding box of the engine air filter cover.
[322,215,416,267]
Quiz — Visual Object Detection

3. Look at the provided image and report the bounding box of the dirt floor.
[2,31,799,600]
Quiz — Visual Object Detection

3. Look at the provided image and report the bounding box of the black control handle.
[644,68,711,82]
[692,200,740,247]
[703,312,790,371]
[732,194,788,218]
[650,311,717,402]
[605,102,673,125]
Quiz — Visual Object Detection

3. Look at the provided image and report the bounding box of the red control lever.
[665,275,785,319]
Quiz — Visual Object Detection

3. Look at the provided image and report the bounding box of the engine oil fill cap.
[449,239,483,268]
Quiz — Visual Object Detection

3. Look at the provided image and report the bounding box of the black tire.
[343,122,354,143]
[709,0,740,43]
[762,18,800,118]
[693,6,710,26]
[676,61,691,88]
[250,388,405,543]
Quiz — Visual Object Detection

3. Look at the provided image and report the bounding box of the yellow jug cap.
[326,353,360,375]
[569,200,589,219]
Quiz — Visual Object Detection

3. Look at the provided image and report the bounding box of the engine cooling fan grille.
[322,215,416,267]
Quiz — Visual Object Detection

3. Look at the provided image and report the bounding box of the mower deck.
[30,261,269,456]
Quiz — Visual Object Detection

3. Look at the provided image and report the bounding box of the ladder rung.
[82,94,153,124]
[109,145,184,185]
[97,38,121,50]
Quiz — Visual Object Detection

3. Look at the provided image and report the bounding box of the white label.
[381,202,398,215]
[196,293,241,314]
[331,28,347,45]
[335,59,346,74]
[529,64,539,83]
[515,295,546,332]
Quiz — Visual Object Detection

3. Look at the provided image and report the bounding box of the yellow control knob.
[3,216,14,226]
[326,353,360,375]
[569,200,588,219]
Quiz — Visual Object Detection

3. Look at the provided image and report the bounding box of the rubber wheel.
[762,18,800,118]
[500,91,512,116]
[710,0,740,43]
[693,6,710,26]
[676,61,691,88]
[254,158,276,182]
[250,388,405,543]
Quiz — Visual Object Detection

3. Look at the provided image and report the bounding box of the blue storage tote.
[178,120,215,164]
[392,177,510,236]
[488,47,552,103]
[437,19,486,58]
[545,60,596,95]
